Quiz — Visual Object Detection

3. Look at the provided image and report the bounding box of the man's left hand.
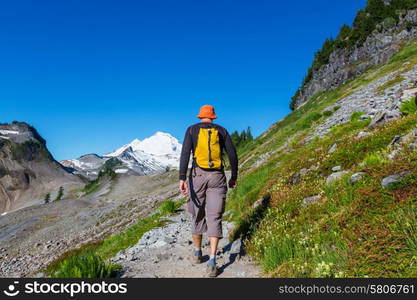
[179,180,189,195]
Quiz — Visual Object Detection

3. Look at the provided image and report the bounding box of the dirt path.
[111,203,261,278]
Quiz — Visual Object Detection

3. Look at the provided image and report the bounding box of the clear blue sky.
[0,0,366,160]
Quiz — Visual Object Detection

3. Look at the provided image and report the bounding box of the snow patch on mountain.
[0,130,20,135]
[106,139,142,157]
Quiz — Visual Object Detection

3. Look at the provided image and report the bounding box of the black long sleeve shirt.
[179,122,238,181]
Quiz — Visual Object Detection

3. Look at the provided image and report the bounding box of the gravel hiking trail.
[112,202,261,278]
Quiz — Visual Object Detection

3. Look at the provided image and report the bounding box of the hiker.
[179,105,238,278]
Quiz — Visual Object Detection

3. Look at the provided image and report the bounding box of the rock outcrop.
[0,122,82,213]
[292,9,417,109]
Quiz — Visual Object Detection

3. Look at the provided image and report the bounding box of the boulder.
[328,143,337,154]
[252,196,270,210]
[389,135,402,146]
[252,198,264,209]
[357,131,372,138]
[368,111,386,129]
[400,87,417,102]
[225,238,243,261]
[368,110,401,129]
[288,172,302,185]
[299,168,308,176]
[387,149,399,160]
[332,166,342,172]
[359,114,371,120]
[310,165,319,171]
[326,171,349,185]
[230,238,242,255]
[381,171,411,189]
[302,195,321,207]
[350,172,366,184]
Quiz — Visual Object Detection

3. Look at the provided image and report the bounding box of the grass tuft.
[53,252,120,278]
[159,199,182,215]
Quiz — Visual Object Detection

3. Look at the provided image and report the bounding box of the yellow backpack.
[194,127,222,169]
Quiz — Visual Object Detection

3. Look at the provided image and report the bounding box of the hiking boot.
[191,249,203,264]
[206,258,218,278]
[206,264,218,278]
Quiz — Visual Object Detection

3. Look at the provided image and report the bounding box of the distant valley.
[0,124,182,215]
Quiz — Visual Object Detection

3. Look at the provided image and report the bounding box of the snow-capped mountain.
[60,132,182,179]
[106,131,182,168]
[60,154,107,179]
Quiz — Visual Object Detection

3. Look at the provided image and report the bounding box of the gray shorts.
[187,166,228,238]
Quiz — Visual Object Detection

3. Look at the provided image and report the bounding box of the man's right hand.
[179,180,189,195]
[228,178,237,189]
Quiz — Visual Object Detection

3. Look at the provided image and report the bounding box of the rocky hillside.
[291,0,417,110]
[227,37,417,277]
[0,122,83,214]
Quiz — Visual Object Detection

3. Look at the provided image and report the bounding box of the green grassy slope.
[226,40,417,277]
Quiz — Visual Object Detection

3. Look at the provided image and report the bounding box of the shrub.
[350,111,365,122]
[323,110,333,117]
[333,105,341,112]
[44,193,51,204]
[400,97,417,116]
[54,187,64,201]
[83,180,101,195]
[382,17,396,29]
[362,151,388,167]
[53,252,119,278]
